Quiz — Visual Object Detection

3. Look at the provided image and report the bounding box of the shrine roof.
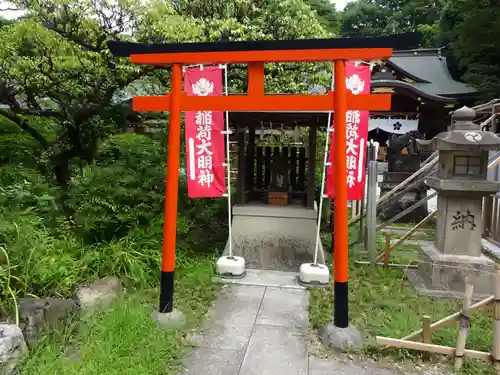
[107,33,421,59]
[384,49,477,98]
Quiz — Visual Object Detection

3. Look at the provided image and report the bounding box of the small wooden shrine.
[227,114,323,209]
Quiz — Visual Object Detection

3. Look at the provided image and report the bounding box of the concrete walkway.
[177,270,431,375]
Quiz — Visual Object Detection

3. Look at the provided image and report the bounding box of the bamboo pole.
[421,149,439,166]
[480,113,496,129]
[355,260,419,269]
[357,193,365,244]
[353,138,500,230]
[454,283,474,370]
[377,170,433,214]
[376,192,437,231]
[422,315,431,361]
[376,210,437,262]
[377,337,491,361]
[489,154,500,170]
[367,157,377,266]
[492,266,500,373]
[400,296,494,342]
[348,153,438,226]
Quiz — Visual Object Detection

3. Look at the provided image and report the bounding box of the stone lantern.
[408,106,500,298]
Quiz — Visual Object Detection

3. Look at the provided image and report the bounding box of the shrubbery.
[0,132,228,318]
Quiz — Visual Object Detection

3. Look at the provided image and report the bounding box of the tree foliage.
[338,0,500,99]
[177,0,331,94]
[0,1,167,186]
[340,0,443,47]
[0,0,330,187]
[305,0,339,34]
[440,0,500,101]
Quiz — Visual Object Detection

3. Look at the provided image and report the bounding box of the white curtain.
[368,118,419,134]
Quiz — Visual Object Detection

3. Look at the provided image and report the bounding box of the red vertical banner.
[184,66,226,198]
[326,62,370,200]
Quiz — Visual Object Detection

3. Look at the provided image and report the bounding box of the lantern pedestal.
[408,244,495,299]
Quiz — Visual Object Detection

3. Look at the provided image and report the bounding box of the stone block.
[152,309,186,330]
[19,297,78,347]
[319,323,362,352]
[75,276,123,311]
[0,324,27,375]
[435,196,483,257]
[410,243,495,298]
[226,204,320,271]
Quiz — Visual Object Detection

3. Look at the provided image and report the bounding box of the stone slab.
[193,285,264,351]
[233,203,317,219]
[227,210,320,271]
[381,228,430,237]
[416,243,495,296]
[308,357,405,375]
[390,239,433,246]
[256,287,308,329]
[177,347,245,375]
[407,269,491,300]
[238,324,308,375]
[215,269,306,290]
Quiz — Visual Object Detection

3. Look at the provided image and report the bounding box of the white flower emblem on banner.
[192,78,214,96]
[345,74,365,95]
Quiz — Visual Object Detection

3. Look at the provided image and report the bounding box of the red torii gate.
[108,33,420,329]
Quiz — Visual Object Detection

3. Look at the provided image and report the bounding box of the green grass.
[20,257,220,375]
[311,229,495,375]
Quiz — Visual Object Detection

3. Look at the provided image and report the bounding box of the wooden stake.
[492,266,500,373]
[377,211,437,263]
[384,232,391,268]
[454,283,474,370]
[358,194,365,244]
[422,315,431,361]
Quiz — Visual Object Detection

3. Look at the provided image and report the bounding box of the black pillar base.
[159,270,174,313]
[334,281,348,328]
